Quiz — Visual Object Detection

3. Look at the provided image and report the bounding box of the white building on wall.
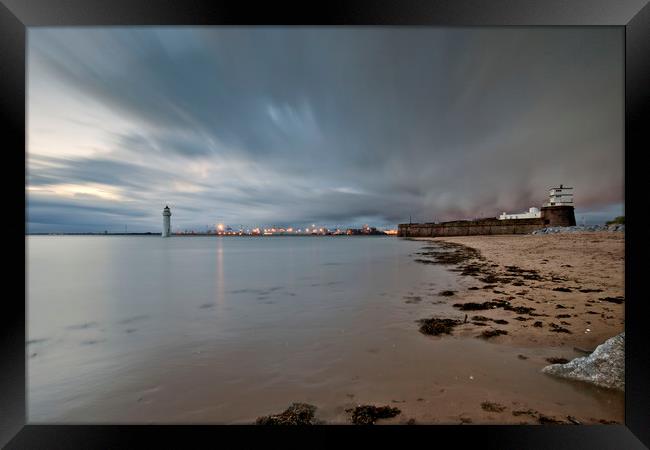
[498,207,541,220]
[498,185,574,220]
[544,185,574,206]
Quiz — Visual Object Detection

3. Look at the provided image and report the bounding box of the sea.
[26,235,622,424]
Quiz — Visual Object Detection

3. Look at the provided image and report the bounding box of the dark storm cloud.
[27,27,623,231]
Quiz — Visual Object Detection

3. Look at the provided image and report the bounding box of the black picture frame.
[2,0,649,448]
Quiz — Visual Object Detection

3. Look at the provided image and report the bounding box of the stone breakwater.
[532,224,625,235]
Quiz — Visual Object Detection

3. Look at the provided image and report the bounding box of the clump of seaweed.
[346,405,401,425]
[453,301,502,311]
[507,305,535,314]
[417,317,462,336]
[470,315,508,325]
[533,321,543,327]
[414,242,481,266]
[600,296,624,304]
[481,401,506,412]
[453,299,535,315]
[552,287,572,292]
[471,315,490,322]
[549,323,572,334]
[256,403,318,425]
[439,290,456,297]
[479,329,508,339]
[538,414,567,424]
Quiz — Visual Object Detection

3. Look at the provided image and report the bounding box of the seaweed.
[600,296,624,304]
[417,317,462,336]
[549,323,571,334]
[346,405,401,425]
[453,301,501,311]
[256,403,318,425]
[471,315,490,322]
[538,414,566,424]
[414,242,481,266]
[479,329,508,339]
[481,401,506,412]
[506,305,535,314]
[453,299,535,315]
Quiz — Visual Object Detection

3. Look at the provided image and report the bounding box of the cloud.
[27,27,623,231]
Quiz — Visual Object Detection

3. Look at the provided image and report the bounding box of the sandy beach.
[372,231,625,425]
[413,232,624,350]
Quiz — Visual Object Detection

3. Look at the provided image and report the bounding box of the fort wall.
[397,206,575,237]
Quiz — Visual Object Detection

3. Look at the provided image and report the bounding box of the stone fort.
[397,185,576,237]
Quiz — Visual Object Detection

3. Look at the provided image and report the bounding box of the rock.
[542,333,624,391]
[531,225,624,235]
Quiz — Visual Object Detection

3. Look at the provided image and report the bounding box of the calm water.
[27,236,622,424]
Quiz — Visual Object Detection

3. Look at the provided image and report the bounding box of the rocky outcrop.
[542,333,624,391]
[532,224,624,234]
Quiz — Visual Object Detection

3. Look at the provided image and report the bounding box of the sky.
[27,27,624,233]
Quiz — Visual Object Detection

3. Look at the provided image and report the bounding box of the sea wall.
[398,206,575,237]
[398,218,545,237]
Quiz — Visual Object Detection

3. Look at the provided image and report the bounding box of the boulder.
[542,333,624,391]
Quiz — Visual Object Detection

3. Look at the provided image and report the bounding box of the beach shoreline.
[364,231,625,425]
[410,232,624,351]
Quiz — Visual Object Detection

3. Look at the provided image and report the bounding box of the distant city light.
[170,222,392,237]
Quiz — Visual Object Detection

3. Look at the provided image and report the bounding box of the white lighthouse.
[162,205,171,237]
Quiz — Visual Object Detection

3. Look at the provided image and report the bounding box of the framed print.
[2,0,649,448]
